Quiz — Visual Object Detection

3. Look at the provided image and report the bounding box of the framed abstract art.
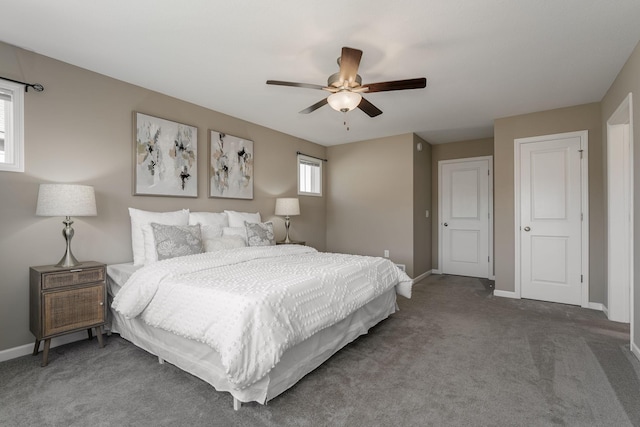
[133,112,197,197]
[208,130,254,199]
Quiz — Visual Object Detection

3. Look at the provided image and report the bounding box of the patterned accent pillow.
[151,223,203,261]
[128,208,189,266]
[245,221,275,247]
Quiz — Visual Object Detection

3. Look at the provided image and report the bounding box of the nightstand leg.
[32,340,40,356]
[87,328,93,340]
[41,339,51,367]
[95,326,104,348]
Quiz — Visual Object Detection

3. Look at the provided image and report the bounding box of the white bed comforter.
[112,245,412,389]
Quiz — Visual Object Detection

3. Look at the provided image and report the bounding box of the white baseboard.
[602,304,609,317]
[412,270,432,284]
[588,302,604,312]
[0,331,87,363]
[632,341,640,362]
[493,289,519,299]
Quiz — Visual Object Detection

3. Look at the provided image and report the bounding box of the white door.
[519,134,584,305]
[440,158,491,278]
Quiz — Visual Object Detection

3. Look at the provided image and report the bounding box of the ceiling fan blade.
[364,77,427,93]
[299,98,328,114]
[266,80,326,90]
[338,47,363,86]
[358,97,383,117]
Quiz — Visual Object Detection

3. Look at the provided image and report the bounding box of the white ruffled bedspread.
[112,245,412,389]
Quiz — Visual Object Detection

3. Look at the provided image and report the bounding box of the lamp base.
[55,217,81,268]
[56,250,80,268]
[283,216,292,243]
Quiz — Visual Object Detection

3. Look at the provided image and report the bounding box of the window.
[0,79,24,172]
[298,154,322,196]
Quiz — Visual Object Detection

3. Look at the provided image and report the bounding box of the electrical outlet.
[425,210,429,218]
[384,250,389,258]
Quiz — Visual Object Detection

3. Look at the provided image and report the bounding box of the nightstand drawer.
[43,284,106,336]
[42,267,105,290]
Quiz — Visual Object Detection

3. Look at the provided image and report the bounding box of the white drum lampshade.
[36,184,97,267]
[275,198,300,243]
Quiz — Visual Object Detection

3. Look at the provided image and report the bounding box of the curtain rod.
[0,76,44,92]
[296,151,328,162]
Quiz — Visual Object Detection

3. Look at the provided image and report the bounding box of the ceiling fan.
[266,47,427,117]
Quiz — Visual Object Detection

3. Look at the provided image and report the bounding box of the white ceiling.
[1,0,640,146]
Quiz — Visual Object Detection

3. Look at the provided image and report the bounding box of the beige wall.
[413,134,432,276]
[3,34,634,354]
[601,40,640,348]
[326,134,417,276]
[493,103,605,303]
[430,138,494,270]
[0,42,326,351]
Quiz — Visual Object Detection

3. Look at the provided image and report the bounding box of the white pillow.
[224,210,261,227]
[204,235,246,252]
[222,226,248,244]
[189,211,229,228]
[200,224,224,240]
[128,208,189,266]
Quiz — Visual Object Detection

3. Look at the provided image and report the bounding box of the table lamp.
[275,198,300,243]
[36,184,97,267]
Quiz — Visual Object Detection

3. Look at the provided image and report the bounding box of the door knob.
[444,223,448,227]
[524,226,531,232]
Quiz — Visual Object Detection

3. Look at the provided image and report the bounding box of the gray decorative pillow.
[245,221,275,247]
[151,223,203,261]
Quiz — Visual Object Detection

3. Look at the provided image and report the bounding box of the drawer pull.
[99,302,104,306]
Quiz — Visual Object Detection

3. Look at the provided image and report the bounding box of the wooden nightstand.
[29,261,107,366]
[276,240,305,246]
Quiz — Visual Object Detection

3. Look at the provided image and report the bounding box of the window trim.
[0,79,25,173]
[297,154,323,197]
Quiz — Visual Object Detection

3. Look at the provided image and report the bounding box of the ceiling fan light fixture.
[267,46,426,117]
[327,91,362,113]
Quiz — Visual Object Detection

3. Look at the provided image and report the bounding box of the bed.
[106,209,412,409]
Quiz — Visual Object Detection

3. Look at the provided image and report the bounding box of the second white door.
[440,158,491,278]
[518,133,585,305]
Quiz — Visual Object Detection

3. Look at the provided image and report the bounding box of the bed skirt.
[109,289,397,405]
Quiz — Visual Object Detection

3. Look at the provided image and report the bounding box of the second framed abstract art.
[208,130,254,199]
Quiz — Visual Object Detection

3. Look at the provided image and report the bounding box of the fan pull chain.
[343,112,350,131]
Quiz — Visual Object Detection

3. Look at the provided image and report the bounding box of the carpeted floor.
[1,274,639,427]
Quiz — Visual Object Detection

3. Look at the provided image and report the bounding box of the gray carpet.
[1,274,639,427]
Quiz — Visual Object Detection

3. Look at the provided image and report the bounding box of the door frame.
[606,92,634,328]
[438,155,494,279]
[513,130,589,307]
